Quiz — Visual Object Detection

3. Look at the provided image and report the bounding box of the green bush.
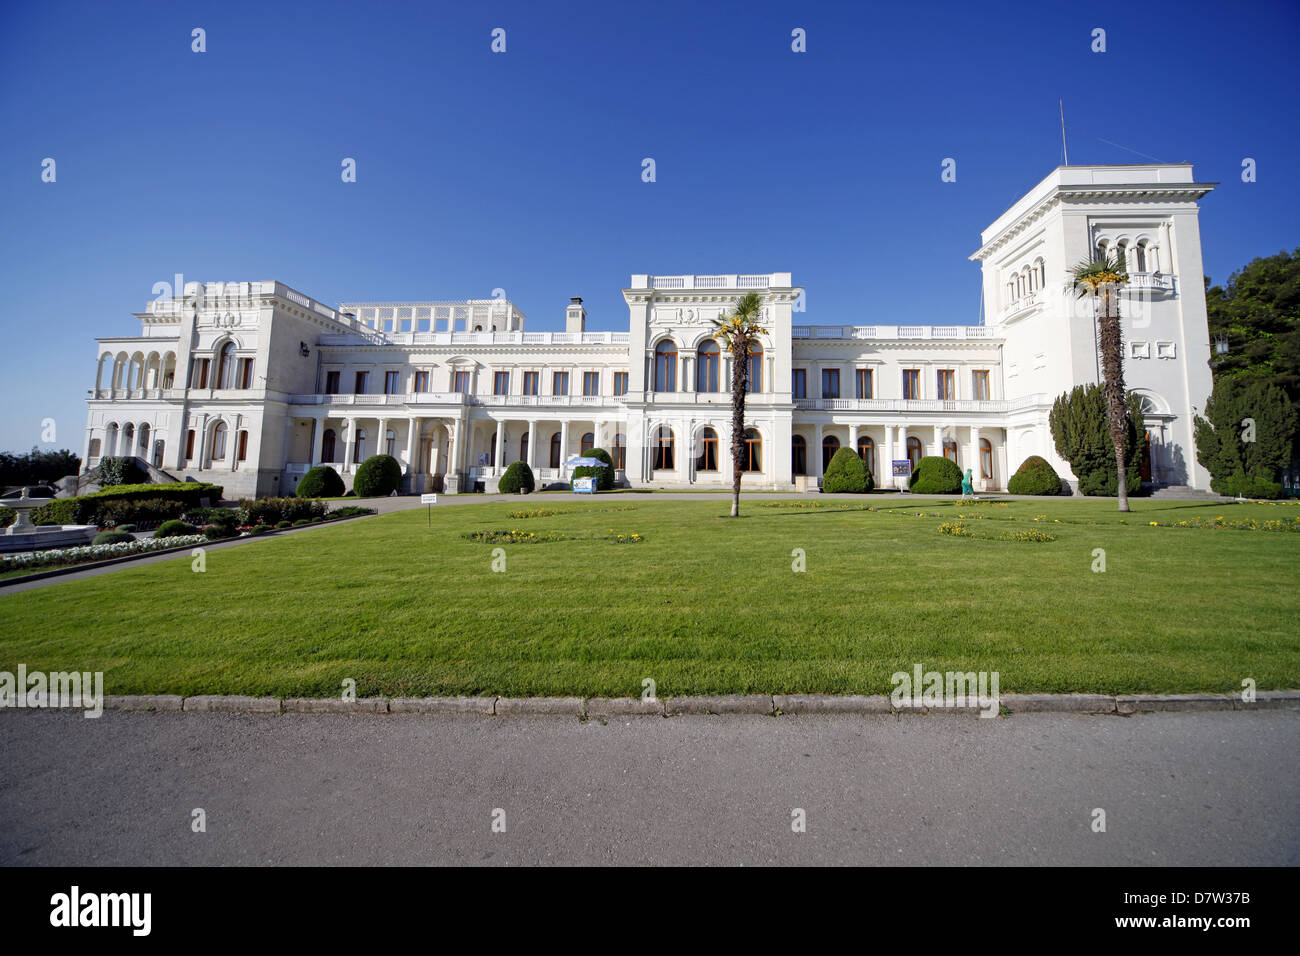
[498,460,536,494]
[1194,379,1295,500]
[275,521,292,530]
[248,524,271,536]
[154,520,198,538]
[114,523,137,533]
[1050,385,1144,496]
[1007,456,1062,496]
[32,482,222,526]
[239,497,328,526]
[353,454,402,497]
[92,530,134,545]
[295,465,345,499]
[201,524,236,541]
[184,507,238,527]
[330,505,377,519]
[572,447,615,491]
[97,456,145,487]
[292,518,310,527]
[95,496,187,526]
[30,498,79,526]
[1211,470,1284,499]
[821,447,872,493]
[310,516,323,523]
[0,506,14,528]
[909,456,963,494]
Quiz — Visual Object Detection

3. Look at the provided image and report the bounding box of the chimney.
[565,296,586,333]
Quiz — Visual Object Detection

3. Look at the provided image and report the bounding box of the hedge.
[295,465,345,499]
[353,454,403,497]
[822,447,872,493]
[498,460,536,494]
[239,497,329,526]
[0,506,13,528]
[1211,470,1284,500]
[909,456,963,494]
[573,448,615,491]
[1007,456,1062,496]
[32,482,223,526]
[92,530,134,545]
[154,520,198,538]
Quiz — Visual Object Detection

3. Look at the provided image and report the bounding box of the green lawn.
[1,497,1298,698]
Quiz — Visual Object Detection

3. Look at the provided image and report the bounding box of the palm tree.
[712,291,769,517]
[1072,253,1132,512]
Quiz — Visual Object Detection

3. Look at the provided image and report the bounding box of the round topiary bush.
[202,524,235,541]
[821,446,872,493]
[114,523,138,533]
[1007,455,1062,496]
[498,460,536,494]
[292,518,310,527]
[248,524,271,536]
[92,530,134,545]
[296,465,345,499]
[573,447,615,491]
[275,520,292,530]
[352,454,402,497]
[909,456,963,494]
[153,520,198,539]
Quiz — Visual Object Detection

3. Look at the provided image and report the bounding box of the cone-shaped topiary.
[352,454,402,497]
[572,447,615,490]
[296,465,345,498]
[498,460,536,494]
[821,446,872,493]
[1007,455,1062,496]
[909,456,963,494]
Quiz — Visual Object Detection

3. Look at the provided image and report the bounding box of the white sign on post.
[421,494,438,504]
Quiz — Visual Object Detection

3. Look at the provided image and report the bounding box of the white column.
[559,421,569,474]
[81,427,93,473]
[883,425,894,481]
[447,418,461,478]
[814,423,824,478]
[969,426,981,488]
[311,416,325,465]
[896,425,908,489]
[932,424,943,459]
[494,420,505,475]
[405,416,417,474]
[678,419,691,484]
[848,423,859,458]
[343,419,355,472]
[526,421,536,469]
[377,417,388,461]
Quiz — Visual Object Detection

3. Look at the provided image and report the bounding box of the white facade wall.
[82,165,1218,498]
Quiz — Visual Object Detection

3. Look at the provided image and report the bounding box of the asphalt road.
[1,709,1295,866]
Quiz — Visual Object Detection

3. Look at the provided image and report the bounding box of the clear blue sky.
[2,0,1297,452]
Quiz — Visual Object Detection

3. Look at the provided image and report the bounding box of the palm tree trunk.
[1096,287,1130,512]
[730,344,746,517]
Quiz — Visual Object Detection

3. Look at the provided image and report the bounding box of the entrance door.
[1140,432,1152,483]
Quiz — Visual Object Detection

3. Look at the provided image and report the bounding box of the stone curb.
[69,691,1300,718]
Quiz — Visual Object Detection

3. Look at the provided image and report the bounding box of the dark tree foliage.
[1049,385,1145,496]
[1193,377,1295,498]
[0,447,81,486]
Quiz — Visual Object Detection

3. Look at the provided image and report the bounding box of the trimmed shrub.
[153,520,197,538]
[97,456,145,487]
[1050,385,1144,496]
[295,465,345,499]
[330,505,376,519]
[201,524,236,541]
[275,521,292,530]
[0,506,13,528]
[1007,456,1062,496]
[1211,470,1284,499]
[32,482,222,526]
[573,448,615,491]
[114,523,137,533]
[239,497,328,526]
[310,516,323,523]
[248,524,271,536]
[292,518,310,527]
[909,456,963,494]
[30,498,79,526]
[92,530,134,545]
[353,454,402,497]
[498,460,536,494]
[821,447,872,493]
[184,507,238,527]
[96,496,186,527]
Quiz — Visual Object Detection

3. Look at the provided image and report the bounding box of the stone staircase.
[1145,484,1223,500]
[69,457,182,496]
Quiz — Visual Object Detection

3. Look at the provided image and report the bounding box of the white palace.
[82,164,1217,498]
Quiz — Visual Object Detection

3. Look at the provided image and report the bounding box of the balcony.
[472,395,621,408]
[631,273,792,291]
[795,398,1009,413]
[317,330,630,347]
[791,325,998,340]
[289,392,468,407]
[1124,272,1176,295]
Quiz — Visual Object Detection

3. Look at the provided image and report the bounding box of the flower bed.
[1,534,209,572]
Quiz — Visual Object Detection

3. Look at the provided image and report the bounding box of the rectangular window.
[191,359,210,389]
[384,371,401,394]
[613,372,628,396]
[413,371,429,393]
[324,371,340,395]
[236,431,248,461]
[972,370,989,401]
[237,358,254,389]
[522,371,539,395]
[454,371,471,393]
[856,368,873,399]
[493,371,510,395]
[792,369,807,399]
[821,369,840,399]
[354,371,369,394]
[552,371,569,396]
[937,369,955,400]
[583,371,599,396]
[185,429,195,459]
[903,369,920,400]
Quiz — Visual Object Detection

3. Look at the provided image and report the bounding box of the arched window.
[138,423,150,454]
[122,423,134,455]
[697,341,720,393]
[385,429,396,456]
[747,343,763,393]
[822,434,840,473]
[979,438,993,480]
[653,426,675,471]
[105,423,118,456]
[217,342,236,389]
[152,440,164,469]
[211,422,228,461]
[612,434,626,470]
[580,432,594,454]
[791,435,807,476]
[549,432,561,469]
[322,429,336,462]
[354,428,367,462]
[742,428,762,472]
[88,438,102,460]
[857,436,875,477]
[906,436,922,470]
[654,340,677,392]
[1134,242,1147,272]
[696,427,718,472]
[943,439,958,464]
